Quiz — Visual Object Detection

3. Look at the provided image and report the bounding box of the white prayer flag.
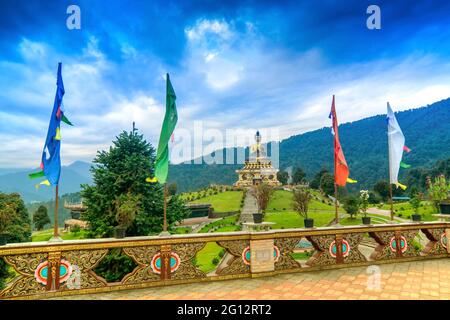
[387,102,405,186]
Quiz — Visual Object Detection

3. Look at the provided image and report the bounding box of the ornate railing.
[0,221,449,299]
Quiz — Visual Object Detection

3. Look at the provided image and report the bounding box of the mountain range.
[167,98,450,192]
[0,161,92,202]
[0,98,449,202]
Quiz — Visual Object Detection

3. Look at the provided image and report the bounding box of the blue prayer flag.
[29,62,71,187]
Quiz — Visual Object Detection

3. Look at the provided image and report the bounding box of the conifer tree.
[81,129,189,237]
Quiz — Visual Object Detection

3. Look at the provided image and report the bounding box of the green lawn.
[32,229,88,242]
[267,190,343,212]
[172,227,192,234]
[198,215,238,233]
[191,191,243,212]
[380,201,438,221]
[264,190,341,228]
[195,242,224,274]
[338,214,398,226]
[264,211,335,229]
[291,252,312,260]
[195,216,240,272]
[214,225,241,232]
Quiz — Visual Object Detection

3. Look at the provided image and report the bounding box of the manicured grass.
[267,190,343,212]
[195,242,224,274]
[267,190,294,211]
[291,252,312,260]
[198,215,238,233]
[180,186,232,202]
[60,230,89,240]
[264,211,335,229]
[32,230,54,242]
[195,217,239,272]
[214,225,241,232]
[172,227,192,234]
[32,229,88,242]
[264,190,342,228]
[380,201,438,221]
[338,214,396,226]
[191,191,243,212]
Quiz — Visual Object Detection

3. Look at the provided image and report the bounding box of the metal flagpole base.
[48,236,63,243]
[159,231,171,237]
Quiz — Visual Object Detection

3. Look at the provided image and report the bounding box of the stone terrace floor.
[51,259,450,300]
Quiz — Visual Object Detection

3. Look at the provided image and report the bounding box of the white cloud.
[185,19,233,41]
[18,38,47,61]
[1,18,450,168]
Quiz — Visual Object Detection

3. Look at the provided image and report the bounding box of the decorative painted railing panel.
[0,222,449,299]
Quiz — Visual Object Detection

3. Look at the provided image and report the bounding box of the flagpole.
[54,185,59,237]
[332,94,339,225]
[387,109,394,222]
[49,184,62,242]
[334,183,339,224]
[389,183,394,221]
[163,183,168,232]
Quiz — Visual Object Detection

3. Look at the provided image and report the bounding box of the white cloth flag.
[387,102,405,185]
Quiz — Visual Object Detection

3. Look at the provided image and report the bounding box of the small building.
[235,131,281,187]
[64,201,86,220]
[186,203,212,218]
[392,196,411,202]
[63,202,88,231]
[64,219,88,232]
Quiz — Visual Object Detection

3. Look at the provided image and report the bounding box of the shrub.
[94,248,137,282]
[71,224,81,234]
[292,188,312,219]
[0,258,12,291]
[343,196,360,219]
[212,257,220,265]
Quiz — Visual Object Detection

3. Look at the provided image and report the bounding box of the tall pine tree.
[81,129,189,237]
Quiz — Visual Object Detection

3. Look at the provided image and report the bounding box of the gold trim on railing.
[0,221,448,299]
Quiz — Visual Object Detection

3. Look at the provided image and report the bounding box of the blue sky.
[1,0,450,167]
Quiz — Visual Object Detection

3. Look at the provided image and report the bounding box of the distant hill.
[0,162,92,203]
[168,98,450,192]
[1,98,449,200]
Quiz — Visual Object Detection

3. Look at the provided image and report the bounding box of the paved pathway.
[52,259,450,300]
[239,189,258,223]
[367,207,409,222]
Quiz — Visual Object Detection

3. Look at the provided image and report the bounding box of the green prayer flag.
[28,171,45,179]
[400,161,411,169]
[154,74,178,184]
[61,114,73,126]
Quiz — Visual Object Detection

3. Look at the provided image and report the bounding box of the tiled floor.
[52,259,450,300]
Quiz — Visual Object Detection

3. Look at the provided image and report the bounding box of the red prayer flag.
[330,95,349,186]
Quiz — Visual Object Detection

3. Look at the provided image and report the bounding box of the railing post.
[335,234,344,264]
[250,239,274,276]
[160,245,172,280]
[446,229,450,254]
[46,252,61,291]
[394,231,403,258]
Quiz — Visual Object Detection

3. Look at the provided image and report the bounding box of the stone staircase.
[239,189,258,223]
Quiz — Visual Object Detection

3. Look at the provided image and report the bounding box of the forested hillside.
[169,98,450,192]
